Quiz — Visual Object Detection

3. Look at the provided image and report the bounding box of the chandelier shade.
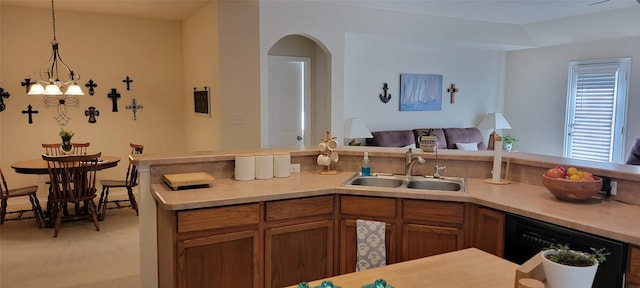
[28,0,84,96]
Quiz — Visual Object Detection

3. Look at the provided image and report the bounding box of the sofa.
[365,127,486,150]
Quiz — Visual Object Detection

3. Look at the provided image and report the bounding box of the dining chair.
[42,152,102,237]
[98,143,143,220]
[0,168,45,228]
[42,143,62,156]
[70,142,90,155]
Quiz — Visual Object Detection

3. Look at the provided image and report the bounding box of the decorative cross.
[107,88,121,112]
[85,79,98,96]
[0,87,10,112]
[447,83,459,104]
[21,104,39,124]
[21,78,34,93]
[123,76,134,91]
[84,106,100,123]
[125,98,143,120]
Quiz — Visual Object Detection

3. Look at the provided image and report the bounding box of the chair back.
[42,153,102,203]
[70,142,91,155]
[42,143,62,156]
[126,144,144,187]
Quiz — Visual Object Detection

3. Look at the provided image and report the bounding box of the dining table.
[10,155,121,175]
[10,155,121,226]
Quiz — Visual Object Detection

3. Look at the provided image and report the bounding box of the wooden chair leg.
[0,199,7,224]
[87,200,100,232]
[53,204,63,238]
[29,194,45,229]
[98,187,109,221]
[127,187,139,216]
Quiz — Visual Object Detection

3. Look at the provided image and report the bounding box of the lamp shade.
[27,83,45,95]
[64,84,85,96]
[344,117,373,139]
[478,112,511,130]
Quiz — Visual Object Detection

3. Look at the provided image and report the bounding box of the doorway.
[264,34,332,148]
[267,56,310,147]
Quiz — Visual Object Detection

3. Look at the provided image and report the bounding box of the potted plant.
[59,128,74,152]
[501,134,518,151]
[419,129,438,152]
[541,244,609,288]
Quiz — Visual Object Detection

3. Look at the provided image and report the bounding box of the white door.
[564,58,630,163]
[267,56,310,147]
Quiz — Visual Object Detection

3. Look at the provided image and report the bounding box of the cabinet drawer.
[266,195,334,221]
[340,195,396,218]
[178,203,260,233]
[403,200,464,225]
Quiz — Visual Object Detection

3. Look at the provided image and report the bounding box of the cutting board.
[163,172,215,190]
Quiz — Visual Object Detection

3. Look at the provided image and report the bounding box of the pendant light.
[28,0,84,97]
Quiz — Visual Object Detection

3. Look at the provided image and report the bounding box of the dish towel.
[356,219,387,272]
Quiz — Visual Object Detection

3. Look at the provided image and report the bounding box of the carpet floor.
[0,206,140,288]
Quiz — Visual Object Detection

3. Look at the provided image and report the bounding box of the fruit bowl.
[542,175,603,201]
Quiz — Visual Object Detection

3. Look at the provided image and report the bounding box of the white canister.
[255,153,274,180]
[273,152,291,178]
[235,154,256,181]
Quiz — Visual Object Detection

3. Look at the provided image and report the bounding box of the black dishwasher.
[504,213,627,288]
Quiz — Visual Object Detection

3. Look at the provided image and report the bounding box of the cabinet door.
[628,245,640,287]
[339,218,397,274]
[401,223,464,261]
[178,230,260,288]
[472,205,505,257]
[265,220,333,288]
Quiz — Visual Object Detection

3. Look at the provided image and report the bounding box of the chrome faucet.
[405,148,425,176]
[433,146,446,178]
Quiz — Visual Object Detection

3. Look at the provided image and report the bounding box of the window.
[564,58,630,163]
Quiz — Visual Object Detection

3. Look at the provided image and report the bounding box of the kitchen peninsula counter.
[133,148,640,287]
[152,171,640,245]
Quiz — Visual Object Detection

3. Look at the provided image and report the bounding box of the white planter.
[541,250,598,288]
[420,135,438,152]
[503,142,513,152]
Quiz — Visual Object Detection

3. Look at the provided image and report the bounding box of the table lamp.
[478,112,511,150]
[344,117,373,146]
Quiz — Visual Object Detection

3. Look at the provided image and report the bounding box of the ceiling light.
[28,0,84,97]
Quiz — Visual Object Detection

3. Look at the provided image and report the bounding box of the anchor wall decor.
[379,82,391,103]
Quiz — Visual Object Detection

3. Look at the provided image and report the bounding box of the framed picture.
[399,74,443,111]
[194,87,210,116]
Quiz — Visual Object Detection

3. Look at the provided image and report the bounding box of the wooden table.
[11,155,121,175]
[286,248,518,288]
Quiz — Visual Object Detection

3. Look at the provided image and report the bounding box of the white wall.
[505,36,640,159]
[344,33,506,137]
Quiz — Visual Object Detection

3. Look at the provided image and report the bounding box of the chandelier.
[28,0,84,97]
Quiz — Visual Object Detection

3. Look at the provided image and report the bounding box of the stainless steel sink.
[343,174,466,192]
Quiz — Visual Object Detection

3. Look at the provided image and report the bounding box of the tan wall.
[0,5,186,190]
[183,2,222,152]
[218,0,261,150]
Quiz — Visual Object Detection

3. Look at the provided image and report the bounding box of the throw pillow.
[456,142,478,151]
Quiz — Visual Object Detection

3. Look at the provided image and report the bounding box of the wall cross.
[126,98,143,120]
[85,106,100,123]
[108,88,121,112]
[21,78,34,93]
[447,83,459,104]
[123,76,134,91]
[85,79,98,96]
[21,104,38,124]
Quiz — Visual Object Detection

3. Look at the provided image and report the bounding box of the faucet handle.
[434,165,447,178]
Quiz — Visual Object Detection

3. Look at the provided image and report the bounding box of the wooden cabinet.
[401,199,466,261]
[627,245,640,287]
[264,196,334,288]
[471,205,505,257]
[338,195,398,274]
[175,203,262,288]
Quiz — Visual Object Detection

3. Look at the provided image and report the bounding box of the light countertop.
[152,171,640,246]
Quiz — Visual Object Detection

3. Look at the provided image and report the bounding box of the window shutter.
[569,67,617,162]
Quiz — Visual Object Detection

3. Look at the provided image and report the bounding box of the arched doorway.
[265,35,331,147]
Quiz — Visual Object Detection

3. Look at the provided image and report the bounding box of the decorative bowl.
[542,175,603,201]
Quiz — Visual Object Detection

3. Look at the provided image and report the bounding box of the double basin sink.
[343,173,466,192]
